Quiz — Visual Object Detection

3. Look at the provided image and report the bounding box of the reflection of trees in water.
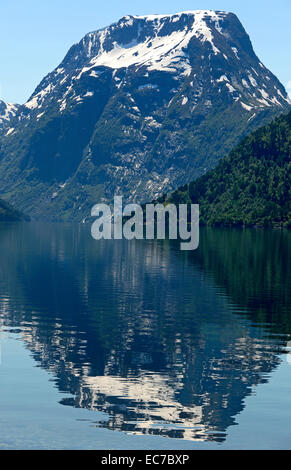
[0,223,288,441]
[188,228,291,336]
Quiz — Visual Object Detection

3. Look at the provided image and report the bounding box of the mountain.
[0,99,19,128]
[0,10,289,220]
[0,196,29,221]
[156,111,291,227]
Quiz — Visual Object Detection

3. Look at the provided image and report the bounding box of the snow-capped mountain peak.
[23,10,289,114]
[0,100,19,127]
[87,10,227,72]
[0,11,289,220]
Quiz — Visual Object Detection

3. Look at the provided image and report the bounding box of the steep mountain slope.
[0,10,289,220]
[157,111,291,227]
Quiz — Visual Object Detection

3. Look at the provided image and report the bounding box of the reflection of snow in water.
[0,225,290,444]
[82,373,205,441]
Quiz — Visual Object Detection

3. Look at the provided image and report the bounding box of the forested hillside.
[157,111,291,227]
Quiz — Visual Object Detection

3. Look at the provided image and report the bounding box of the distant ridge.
[0,99,19,128]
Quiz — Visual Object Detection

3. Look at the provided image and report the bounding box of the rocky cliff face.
[0,10,289,220]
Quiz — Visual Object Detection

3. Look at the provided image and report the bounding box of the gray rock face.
[0,10,289,220]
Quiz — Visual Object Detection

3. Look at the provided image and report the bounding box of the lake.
[0,222,290,449]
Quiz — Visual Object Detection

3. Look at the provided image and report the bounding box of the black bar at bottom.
[0,449,288,466]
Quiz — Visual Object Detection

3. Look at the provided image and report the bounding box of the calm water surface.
[0,223,290,449]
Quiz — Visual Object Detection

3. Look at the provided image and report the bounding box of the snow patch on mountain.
[25,84,55,110]
[79,10,225,75]
[19,9,289,118]
[0,101,19,126]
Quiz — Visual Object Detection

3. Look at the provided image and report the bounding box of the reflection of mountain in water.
[0,224,289,442]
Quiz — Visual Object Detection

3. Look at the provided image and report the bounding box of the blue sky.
[0,0,290,104]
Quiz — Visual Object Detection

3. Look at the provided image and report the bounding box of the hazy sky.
[0,0,290,103]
